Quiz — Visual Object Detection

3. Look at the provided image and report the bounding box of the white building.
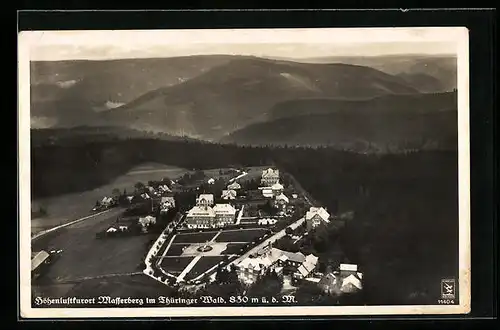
[207,178,215,185]
[236,247,284,285]
[160,196,176,212]
[259,187,274,198]
[213,203,237,227]
[185,205,216,229]
[271,182,284,195]
[158,184,171,193]
[305,206,330,230]
[261,168,280,186]
[196,194,214,207]
[294,254,319,279]
[274,193,289,208]
[258,218,278,226]
[101,196,114,207]
[236,245,310,285]
[341,274,363,293]
[139,215,156,229]
[221,189,237,200]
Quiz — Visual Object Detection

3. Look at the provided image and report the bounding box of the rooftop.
[213,203,237,214]
[31,250,50,272]
[187,205,216,217]
[305,206,330,222]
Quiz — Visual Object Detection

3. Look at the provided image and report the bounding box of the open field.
[183,256,226,281]
[236,166,269,182]
[158,256,195,274]
[202,167,239,182]
[214,228,269,243]
[31,209,156,285]
[31,163,189,235]
[172,232,218,244]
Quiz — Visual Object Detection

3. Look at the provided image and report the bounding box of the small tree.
[38,206,47,217]
[285,227,293,236]
[135,182,145,192]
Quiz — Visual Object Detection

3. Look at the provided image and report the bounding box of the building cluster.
[185,192,238,229]
[258,168,293,214]
[235,242,319,285]
[317,263,364,294]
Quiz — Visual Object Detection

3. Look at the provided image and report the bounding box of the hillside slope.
[268,91,457,120]
[221,93,458,152]
[100,57,418,139]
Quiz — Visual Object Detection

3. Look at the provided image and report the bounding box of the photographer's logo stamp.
[440,279,456,299]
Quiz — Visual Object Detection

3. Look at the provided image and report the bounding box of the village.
[32,166,363,303]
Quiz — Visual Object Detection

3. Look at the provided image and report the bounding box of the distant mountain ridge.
[269,55,457,92]
[29,54,458,153]
[98,56,419,139]
[30,55,236,127]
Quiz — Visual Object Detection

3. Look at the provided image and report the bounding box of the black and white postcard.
[18,27,471,318]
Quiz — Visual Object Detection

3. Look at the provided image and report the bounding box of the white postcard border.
[18,27,471,318]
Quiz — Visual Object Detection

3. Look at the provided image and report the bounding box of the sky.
[20,28,464,61]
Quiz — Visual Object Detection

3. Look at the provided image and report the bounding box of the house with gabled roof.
[213,203,237,227]
[318,264,363,295]
[261,168,280,186]
[101,196,114,207]
[158,184,171,194]
[318,272,341,295]
[221,189,237,200]
[294,254,319,279]
[340,273,363,293]
[274,193,289,209]
[196,194,214,207]
[160,196,176,213]
[305,206,330,230]
[185,205,216,229]
[271,182,284,195]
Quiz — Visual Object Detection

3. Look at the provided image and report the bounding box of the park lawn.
[214,228,269,243]
[164,243,191,256]
[32,163,189,235]
[221,243,248,255]
[172,232,218,244]
[203,167,239,181]
[184,256,226,281]
[159,256,195,274]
